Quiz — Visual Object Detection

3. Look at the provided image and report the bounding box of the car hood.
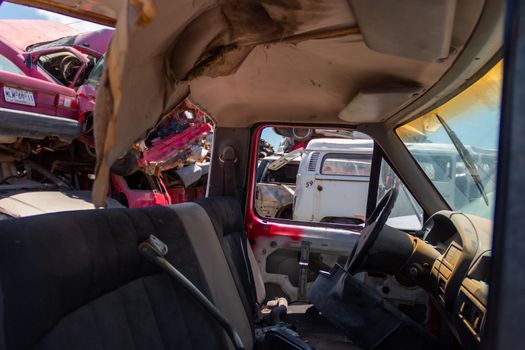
[14,0,504,207]
[0,191,123,218]
[0,20,79,51]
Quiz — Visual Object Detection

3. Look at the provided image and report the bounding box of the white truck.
[293,138,374,224]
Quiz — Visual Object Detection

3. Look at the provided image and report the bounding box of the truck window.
[254,126,424,229]
[255,126,374,224]
[379,159,424,231]
[266,164,299,184]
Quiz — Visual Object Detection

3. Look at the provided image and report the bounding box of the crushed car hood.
[13,0,503,206]
[0,20,79,51]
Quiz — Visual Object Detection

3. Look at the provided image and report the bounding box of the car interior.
[34,51,96,87]
[1,0,520,349]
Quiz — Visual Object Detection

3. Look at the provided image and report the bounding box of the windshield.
[397,61,502,219]
[86,56,105,87]
[26,35,76,51]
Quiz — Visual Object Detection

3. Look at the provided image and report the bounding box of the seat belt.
[139,234,246,350]
[297,240,311,302]
[220,146,237,197]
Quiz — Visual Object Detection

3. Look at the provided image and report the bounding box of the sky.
[261,128,283,150]
[0,2,108,32]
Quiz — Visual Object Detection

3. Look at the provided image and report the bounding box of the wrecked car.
[0,66,80,141]
[0,0,520,350]
[255,152,300,219]
[25,28,112,88]
[0,25,114,172]
[110,171,171,208]
[79,56,213,204]
[0,25,81,141]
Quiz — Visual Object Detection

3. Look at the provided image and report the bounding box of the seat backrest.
[196,197,259,321]
[0,203,252,349]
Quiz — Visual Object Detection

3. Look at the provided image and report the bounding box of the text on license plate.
[3,86,36,106]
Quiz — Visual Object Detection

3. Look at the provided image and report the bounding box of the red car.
[25,28,113,89]
[0,53,80,141]
[110,173,172,208]
[0,21,112,89]
[0,25,113,142]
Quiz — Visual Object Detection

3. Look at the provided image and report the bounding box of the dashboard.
[421,211,492,349]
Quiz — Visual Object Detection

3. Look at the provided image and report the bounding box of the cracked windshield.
[397,61,502,220]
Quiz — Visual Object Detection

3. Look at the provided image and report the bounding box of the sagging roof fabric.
[13,0,503,207]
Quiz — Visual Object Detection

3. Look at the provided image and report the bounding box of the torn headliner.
[16,0,501,206]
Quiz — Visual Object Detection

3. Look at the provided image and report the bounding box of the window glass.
[86,56,105,88]
[0,55,25,75]
[255,126,373,224]
[397,61,502,220]
[321,153,372,177]
[26,35,76,51]
[379,159,424,231]
[266,163,299,184]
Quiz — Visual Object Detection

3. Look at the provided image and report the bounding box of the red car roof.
[0,20,79,52]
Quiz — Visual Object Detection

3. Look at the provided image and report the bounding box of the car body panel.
[0,65,81,141]
[139,118,212,172]
[255,183,294,218]
[0,69,78,118]
[255,155,300,219]
[0,36,53,83]
[0,20,79,52]
[110,174,171,208]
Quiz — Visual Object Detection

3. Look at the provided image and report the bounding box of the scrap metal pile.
[0,22,214,215]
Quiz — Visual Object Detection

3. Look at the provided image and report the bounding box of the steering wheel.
[60,55,83,85]
[345,187,399,273]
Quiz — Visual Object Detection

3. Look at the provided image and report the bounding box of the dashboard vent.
[308,152,320,171]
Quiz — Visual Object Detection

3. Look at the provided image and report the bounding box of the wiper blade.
[436,114,489,206]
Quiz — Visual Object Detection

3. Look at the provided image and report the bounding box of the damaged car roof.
[12,0,504,206]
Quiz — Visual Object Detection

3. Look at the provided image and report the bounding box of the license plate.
[3,86,35,107]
